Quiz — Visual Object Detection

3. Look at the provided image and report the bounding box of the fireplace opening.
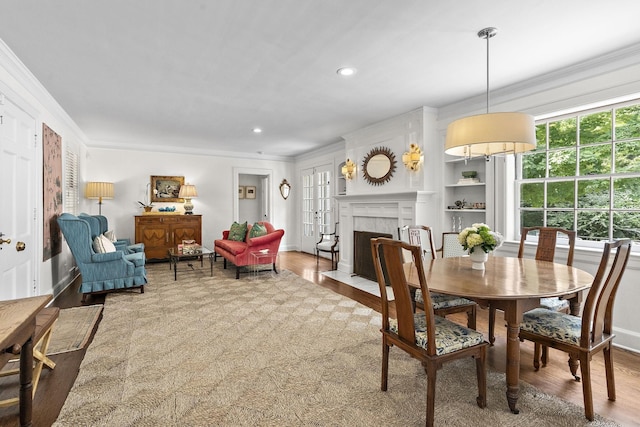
[353,230,393,282]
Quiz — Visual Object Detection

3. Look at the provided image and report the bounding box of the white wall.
[83,148,296,252]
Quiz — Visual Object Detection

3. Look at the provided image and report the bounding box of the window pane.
[578,179,609,208]
[613,212,640,239]
[548,148,577,177]
[549,117,576,149]
[614,177,640,209]
[520,183,543,208]
[521,210,543,228]
[547,211,573,229]
[579,111,612,144]
[615,104,640,139]
[535,124,547,151]
[522,152,546,179]
[615,140,640,173]
[547,181,574,208]
[577,211,610,241]
[579,144,611,175]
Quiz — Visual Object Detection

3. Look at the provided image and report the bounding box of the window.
[64,149,79,214]
[518,99,640,246]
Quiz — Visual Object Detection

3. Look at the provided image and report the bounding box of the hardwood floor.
[1,251,638,426]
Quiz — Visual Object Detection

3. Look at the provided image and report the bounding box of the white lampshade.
[85,182,114,200]
[444,112,536,158]
[178,184,198,198]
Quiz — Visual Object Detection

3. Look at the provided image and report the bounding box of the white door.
[0,94,37,300]
[301,164,333,254]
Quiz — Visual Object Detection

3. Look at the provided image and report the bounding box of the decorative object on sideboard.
[137,201,153,212]
[151,176,184,203]
[245,186,257,200]
[402,143,424,171]
[444,27,535,160]
[279,179,291,200]
[341,158,356,180]
[85,182,114,215]
[362,146,396,186]
[178,183,198,214]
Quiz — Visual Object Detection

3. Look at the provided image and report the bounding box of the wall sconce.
[341,158,356,180]
[279,179,291,200]
[85,181,114,214]
[178,183,198,214]
[402,143,424,171]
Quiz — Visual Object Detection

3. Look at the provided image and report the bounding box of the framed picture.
[151,176,184,202]
[246,186,256,199]
[238,186,245,199]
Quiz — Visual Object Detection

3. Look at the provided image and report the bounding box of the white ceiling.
[1,0,640,159]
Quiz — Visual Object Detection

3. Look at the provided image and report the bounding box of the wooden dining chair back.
[517,226,576,265]
[489,226,577,345]
[370,237,487,427]
[399,226,477,329]
[519,239,632,421]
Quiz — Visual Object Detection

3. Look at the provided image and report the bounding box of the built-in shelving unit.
[444,156,487,231]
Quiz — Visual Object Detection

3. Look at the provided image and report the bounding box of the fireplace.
[336,191,436,274]
[353,230,392,281]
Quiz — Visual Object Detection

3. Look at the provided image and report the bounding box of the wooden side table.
[0,295,51,427]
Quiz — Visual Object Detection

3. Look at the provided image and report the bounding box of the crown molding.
[87,138,295,162]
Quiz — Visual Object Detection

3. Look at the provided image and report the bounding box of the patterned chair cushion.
[539,297,570,311]
[520,308,582,346]
[415,289,475,310]
[389,314,484,356]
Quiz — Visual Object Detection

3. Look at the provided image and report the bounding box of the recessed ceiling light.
[252,127,262,134]
[336,67,357,77]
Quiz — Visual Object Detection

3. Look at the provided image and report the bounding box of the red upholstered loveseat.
[214,221,284,279]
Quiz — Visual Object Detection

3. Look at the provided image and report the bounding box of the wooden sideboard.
[135,214,202,260]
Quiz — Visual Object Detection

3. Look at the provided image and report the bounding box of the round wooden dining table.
[404,255,594,414]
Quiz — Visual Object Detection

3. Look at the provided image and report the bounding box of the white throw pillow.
[105,230,117,242]
[93,234,116,253]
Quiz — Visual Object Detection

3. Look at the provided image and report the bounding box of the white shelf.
[445,209,486,213]
[445,183,485,188]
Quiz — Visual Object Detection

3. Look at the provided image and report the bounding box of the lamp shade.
[85,182,114,200]
[178,184,198,198]
[445,112,536,157]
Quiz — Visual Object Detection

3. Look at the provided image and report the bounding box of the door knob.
[0,238,11,245]
[16,241,26,251]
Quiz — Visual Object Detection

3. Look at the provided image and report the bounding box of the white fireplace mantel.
[336,191,436,274]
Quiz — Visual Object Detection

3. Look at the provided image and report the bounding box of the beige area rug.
[46,304,103,355]
[54,264,617,426]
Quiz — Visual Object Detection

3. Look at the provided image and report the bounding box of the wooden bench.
[0,306,60,407]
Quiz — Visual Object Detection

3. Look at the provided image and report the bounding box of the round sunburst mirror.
[362,146,396,186]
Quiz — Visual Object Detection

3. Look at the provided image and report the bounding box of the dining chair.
[371,237,488,427]
[438,231,468,258]
[398,226,477,329]
[519,239,631,421]
[489,226,576,347]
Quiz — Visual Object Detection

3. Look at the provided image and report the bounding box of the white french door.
[301,164,334,254]
[0,93,37,300]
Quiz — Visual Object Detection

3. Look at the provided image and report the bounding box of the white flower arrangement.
[458,223,503,254]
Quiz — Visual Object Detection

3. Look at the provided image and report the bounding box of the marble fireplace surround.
[335,191,436,274]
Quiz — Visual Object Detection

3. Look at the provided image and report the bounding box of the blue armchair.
[58,213,146,301]
[79,213,144,254]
